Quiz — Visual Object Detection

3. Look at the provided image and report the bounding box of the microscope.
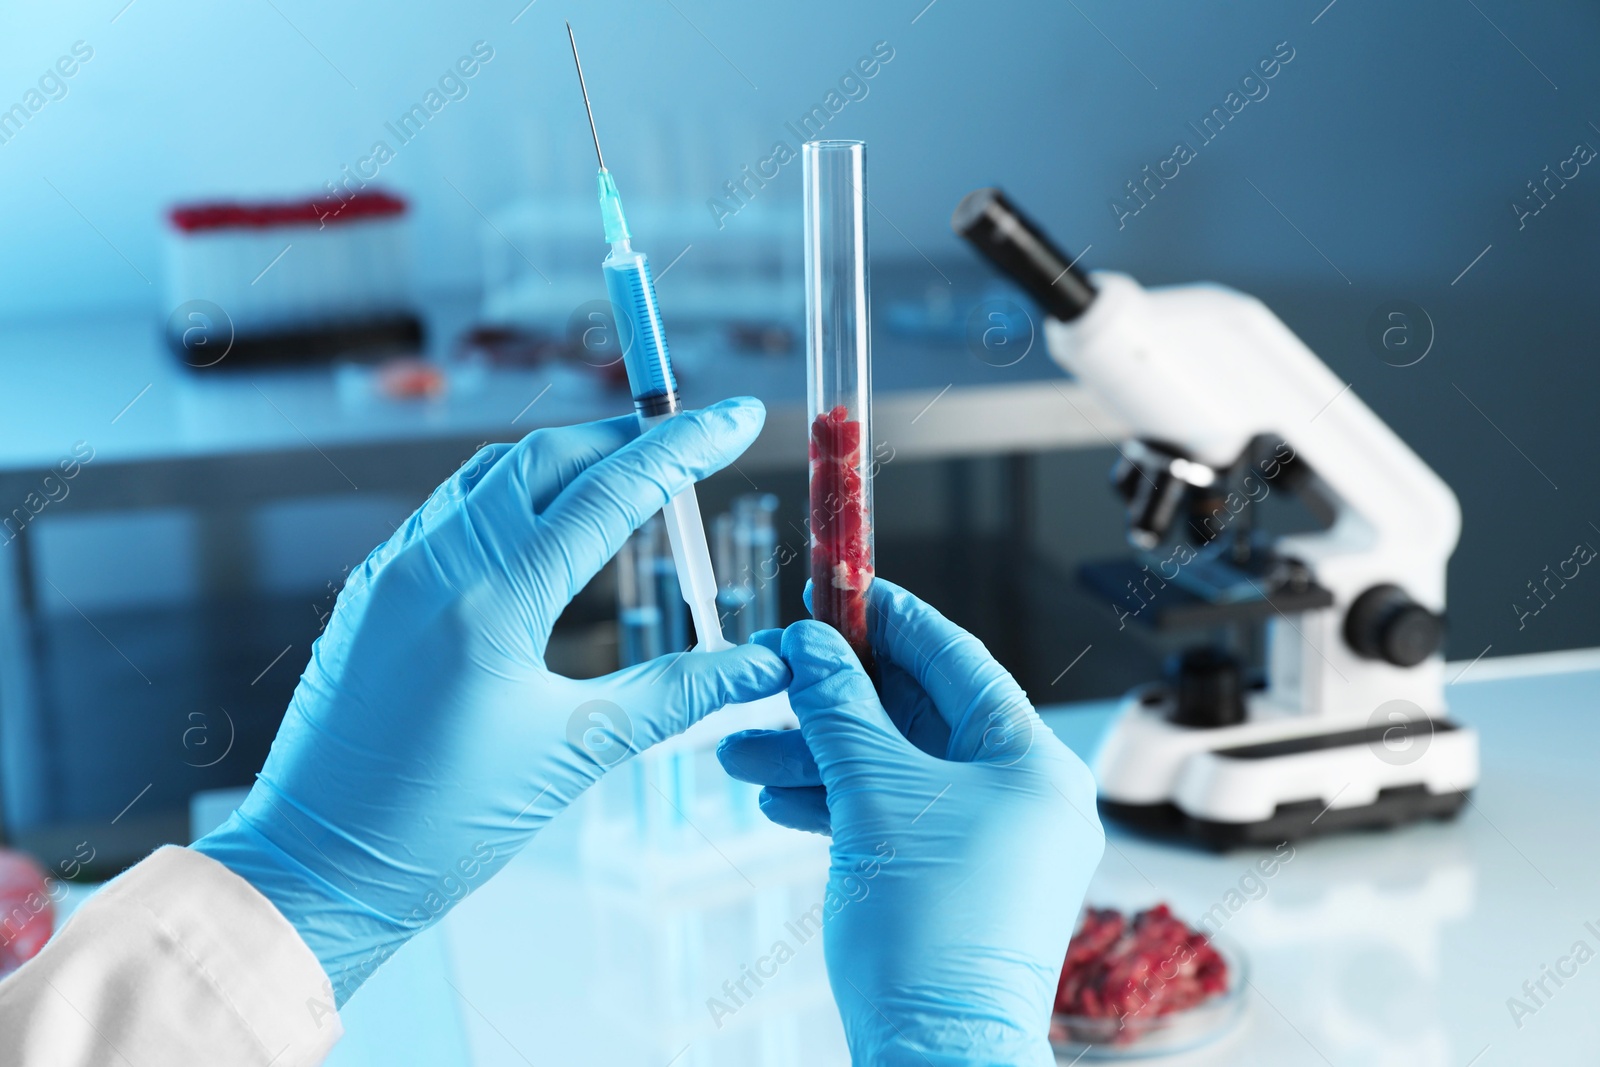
[954,188,1478,848]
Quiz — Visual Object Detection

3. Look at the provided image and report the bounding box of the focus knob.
[1344,584,1444,667]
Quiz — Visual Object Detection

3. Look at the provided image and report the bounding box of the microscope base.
[1100,786,1469,851]
[1092,692,1479,850]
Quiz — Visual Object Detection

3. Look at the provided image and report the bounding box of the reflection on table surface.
[330,756,846,1067]
[327,655,1599,1066]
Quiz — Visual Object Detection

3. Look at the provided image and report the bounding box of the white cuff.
[0,845,343,1067]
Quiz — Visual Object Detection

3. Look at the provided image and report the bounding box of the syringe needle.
[566,23,727,654]
[566,22,606,171]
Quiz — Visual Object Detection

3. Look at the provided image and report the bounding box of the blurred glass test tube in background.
[614,506,785,847]
[713,514,752,644]
[714,493,781,644]
[617,514,688,668]
[737,494,780,634]
[803,140,875,672]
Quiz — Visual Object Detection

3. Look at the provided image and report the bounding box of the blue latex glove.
[194,399,790,1004]
[717,580,1104,1066]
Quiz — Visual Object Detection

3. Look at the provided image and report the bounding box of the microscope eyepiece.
[951,187,1096,321]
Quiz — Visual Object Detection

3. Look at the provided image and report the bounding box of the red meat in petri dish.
[1053,904,1228,1043]
[809,405,874,670]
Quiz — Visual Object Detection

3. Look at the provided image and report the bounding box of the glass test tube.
[713,512,755,645]
[617,515,688,667]
[617,515,667,668]
[652,550,688,656]
[735,493,780,634]
[803,141,875,671]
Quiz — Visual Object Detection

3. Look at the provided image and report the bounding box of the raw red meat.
[1054,904,1227,1041]
[809,405,873,670]
[0,849,54,976]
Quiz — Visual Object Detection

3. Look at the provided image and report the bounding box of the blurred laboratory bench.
[10,270,1591,876]
[0,278,1127,873]
[136,648,1586,1067]
[0,288,1120,481]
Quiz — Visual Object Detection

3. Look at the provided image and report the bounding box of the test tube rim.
[801,140,872,408]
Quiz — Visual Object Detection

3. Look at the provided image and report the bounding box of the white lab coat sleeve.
[0,845,343,1067]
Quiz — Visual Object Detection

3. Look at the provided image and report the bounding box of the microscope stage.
[1079,558,1334,631]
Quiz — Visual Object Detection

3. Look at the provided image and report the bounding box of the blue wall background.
[0,0,1596,664]
[1,0,1598,313]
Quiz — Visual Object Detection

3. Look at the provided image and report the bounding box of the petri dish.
[1050,936,1248,1060]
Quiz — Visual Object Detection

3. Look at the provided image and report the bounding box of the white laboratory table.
[303,650,1600,1067]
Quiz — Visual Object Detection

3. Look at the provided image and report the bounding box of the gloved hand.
[717,580,1104,1066]
[194,399,790,1004]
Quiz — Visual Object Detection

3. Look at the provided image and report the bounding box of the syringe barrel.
[603,247,680,418]
[803,140,875,672]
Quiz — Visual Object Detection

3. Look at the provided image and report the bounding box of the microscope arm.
[1046,272,1461,717]
[1043,273,1460,607]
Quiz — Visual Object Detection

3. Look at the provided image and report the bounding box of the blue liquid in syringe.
[604,254,678,409]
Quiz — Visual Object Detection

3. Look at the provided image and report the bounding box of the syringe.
[567,23,732,653]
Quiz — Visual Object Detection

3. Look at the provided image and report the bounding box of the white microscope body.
[1050,274,1478,843]
[956,188,1478,847]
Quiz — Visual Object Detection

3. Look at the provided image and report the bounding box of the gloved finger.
[593,639,791,753]
[717,728,822,788]
[877,657,952,758]
[352,441,518,588]
[808,579,953,757]
[507,414,641,513]
[533,397,765,609]
[460,416,640,539]
[412,417,638,604]
[368,417,640,604]
[425,441,517,523]
[750,628,783,655]
[866,578,1035,764]
[758,785,831,836]
[780,620,905,769]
